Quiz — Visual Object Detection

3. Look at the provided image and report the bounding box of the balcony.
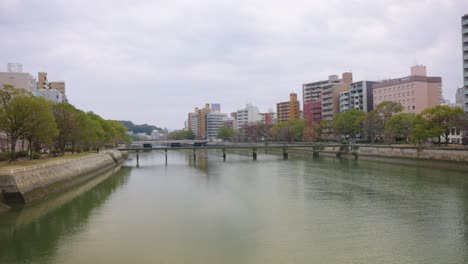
[465,55,468,60]
[464,37,468,43]
[465,63,468,68]
[464,28,468,34]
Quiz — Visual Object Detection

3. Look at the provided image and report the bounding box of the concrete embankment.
[0,150,126,204]
[283,144,468,169]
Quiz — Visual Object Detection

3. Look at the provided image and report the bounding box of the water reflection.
[0,167,131,264]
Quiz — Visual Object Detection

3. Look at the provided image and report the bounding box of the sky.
[1,0,467,130]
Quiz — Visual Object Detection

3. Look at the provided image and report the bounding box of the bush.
[32,153,41,159]
[16,150,29,157]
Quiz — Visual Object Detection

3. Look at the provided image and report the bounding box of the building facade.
[303,72,352,122]
[339,81,375,112]
[0,72,36,93]
[462,14,468,113]
[206,112,227,140]
[49,81,67,102]
[277,93,300,123]
[372,66,442,113]
[236,103,260,129]
[456,87,464,104]
[36,89,63,102]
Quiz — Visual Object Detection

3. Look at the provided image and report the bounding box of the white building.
[236,103,260,129]
[36,88,63,102]
[206,112,227,140]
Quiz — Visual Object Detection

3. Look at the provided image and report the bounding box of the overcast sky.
[1,0,467,129]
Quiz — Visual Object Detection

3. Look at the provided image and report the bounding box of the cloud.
[1,0,467,129]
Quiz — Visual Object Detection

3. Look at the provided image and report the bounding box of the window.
[412,91,415,95]
[412,106,415,110]
[412,84,415,88]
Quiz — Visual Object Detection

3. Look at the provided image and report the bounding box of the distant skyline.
[1,0,467,129]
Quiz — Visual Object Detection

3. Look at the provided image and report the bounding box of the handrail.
[0,153,102,175]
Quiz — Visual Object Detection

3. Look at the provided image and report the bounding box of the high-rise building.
[206,112,228,140]
[462,14,468,113]
[236,103,260,129]
[277,93,300,123]
[37,72,48,90]
[303,72,352,122]
[321,73,353,120]
[339,81,375,112]
[372,66,442,113]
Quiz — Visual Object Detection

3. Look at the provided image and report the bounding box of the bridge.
[118,143,353,166]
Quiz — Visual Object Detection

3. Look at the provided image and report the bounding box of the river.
[1,150,467,264]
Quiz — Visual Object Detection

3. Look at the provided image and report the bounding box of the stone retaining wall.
[0,150,125,204]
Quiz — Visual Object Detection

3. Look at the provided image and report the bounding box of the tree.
[20,96,58,155]
[412,114,439,145]
[168,129,195,140]
[362,110,383,142]
[385,113,415,143]
[0,85,35,159]
[375,101,403,123]
[374,101,403,142]
[217,126,235,140]
[52,102,80,153]
[333,109,366,140]
[419,105,465,144]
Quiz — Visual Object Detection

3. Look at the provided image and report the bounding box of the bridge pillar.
[283,147,288,160]
[136,150,139,167]
[222,149,226,161]
[253,148,257,160]
[312,147,319,159]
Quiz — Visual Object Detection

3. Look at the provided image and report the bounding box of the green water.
[1,150,467,264]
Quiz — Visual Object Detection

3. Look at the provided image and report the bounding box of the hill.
[118,120,164,135]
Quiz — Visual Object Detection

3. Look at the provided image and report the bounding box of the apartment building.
[303,72,352,122]
[0,69,36,93]
[339,81,375,112]
[277,93,300,123]
[206,112,228,140]
[372,66,442,113]
[321,73,353,120]
[236,103,260,129]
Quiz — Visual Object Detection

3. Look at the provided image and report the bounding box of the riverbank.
[278,144,468,170]
[0,149,126,205]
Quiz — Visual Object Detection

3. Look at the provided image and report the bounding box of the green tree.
[21,96,59,155]
[333,109,366,140]
[419,105,465,144]
[168,129,195,140]
[362,110,383,142]
[217,126,235,140]
[0,85,35,159]
[52,102,80,153]
[385,113,415,143]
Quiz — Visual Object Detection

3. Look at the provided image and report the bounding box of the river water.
[1,150,467,264]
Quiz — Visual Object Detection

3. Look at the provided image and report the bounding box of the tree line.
[0,85,131,160]
[172,101,467,145]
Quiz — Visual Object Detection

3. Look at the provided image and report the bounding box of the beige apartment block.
[373,66,442,113]
[49,81,67,101]
[0,72,36,92]
[321,72,353,120]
